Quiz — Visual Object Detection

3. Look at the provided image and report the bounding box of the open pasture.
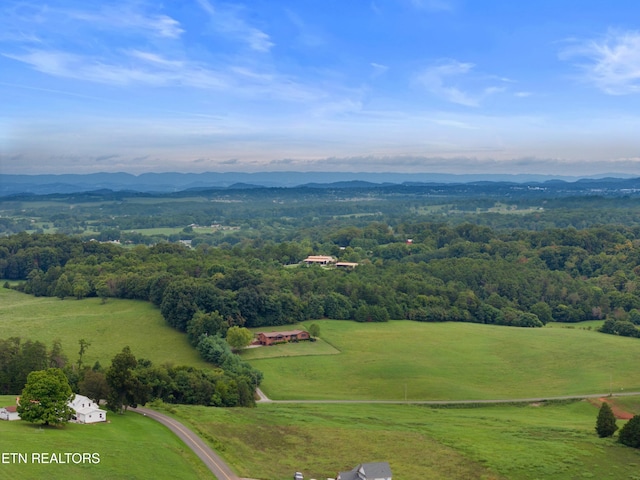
[165,397,640,480]
[249,320,640,401]
[0,396,210,480]
[0,289,208,369]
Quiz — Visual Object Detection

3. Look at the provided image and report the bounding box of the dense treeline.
[0,337,256,407]
[3,220,640,341]
[0,337,61,394]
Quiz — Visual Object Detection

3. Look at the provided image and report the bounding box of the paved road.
[133,406,244,480]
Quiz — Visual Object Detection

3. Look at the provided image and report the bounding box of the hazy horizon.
[3,1,640,176]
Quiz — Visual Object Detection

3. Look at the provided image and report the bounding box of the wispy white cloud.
[0,2,184,40]
[415,60,475,105]
[3,48,231,88]
[414,60,501,106]
[370,62,389,77]
[196,0,274,52]
[0,1,325,102]
[69,8,184,39]
[311,99,363,118]
[285,9,326,48]
[3,46,336,105]
[128,50,186,69]
[560,30,640,95]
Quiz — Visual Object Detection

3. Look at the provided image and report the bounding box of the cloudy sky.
[2,0,640,175]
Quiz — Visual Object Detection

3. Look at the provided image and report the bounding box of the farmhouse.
[303,255,337,265]
[256,329,310,346]
[336,462,392,480]
[0,405,20,421]
[68,394,107,424]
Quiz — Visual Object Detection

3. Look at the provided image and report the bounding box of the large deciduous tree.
[595,402,618,438]
[308,323,320,338]
[187,310,228,346]
[225,326,254,351]
[78,369,109,406]
[17,368,74,426]
[106,346,149,414]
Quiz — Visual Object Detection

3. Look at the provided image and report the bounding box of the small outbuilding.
[0,405,20,421]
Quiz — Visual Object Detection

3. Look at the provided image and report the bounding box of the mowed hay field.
[246,320,640,400]
[164,398,640,480]
[0,288,208,369]
[0,396,211,480]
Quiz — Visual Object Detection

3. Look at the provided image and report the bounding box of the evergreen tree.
[595,402,618,438]
[619,415,640,448]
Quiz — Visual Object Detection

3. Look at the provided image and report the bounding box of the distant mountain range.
[1,171,639,196]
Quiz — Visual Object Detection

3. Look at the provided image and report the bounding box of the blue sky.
[2,0,640,175]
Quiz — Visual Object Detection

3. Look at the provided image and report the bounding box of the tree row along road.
[135,391,640,480]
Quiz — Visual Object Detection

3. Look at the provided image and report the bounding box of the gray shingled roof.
[338,462,392,480]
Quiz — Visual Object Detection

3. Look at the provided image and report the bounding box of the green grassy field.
[0,396,211,480]
[248,320,640,401]
[159,398,640,480]
[5,289,640,479]
[0,288,208,369]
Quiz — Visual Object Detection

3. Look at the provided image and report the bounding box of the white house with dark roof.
[68,394,107,424]
[336,462,392,480]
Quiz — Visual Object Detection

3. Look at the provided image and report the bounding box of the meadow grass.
[249,320,640,401]
[0,288,209,369]
[160,397,640,480]
[0,396,211,480]
[4,289,640,479]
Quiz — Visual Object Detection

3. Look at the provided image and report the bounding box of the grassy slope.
[247,320,640,400]
[0,396,211,480]
[162,398,640,480]
[0,288,208,369]
[4,289,640,479]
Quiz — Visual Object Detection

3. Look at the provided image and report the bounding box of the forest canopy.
[2,218,640,338]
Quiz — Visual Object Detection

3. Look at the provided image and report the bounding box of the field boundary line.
[257,391,640,405]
